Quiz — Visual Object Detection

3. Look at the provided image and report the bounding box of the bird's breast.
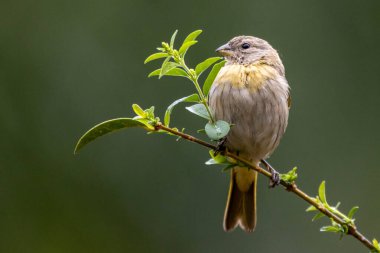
[209,62,289,162]
[213,63,279,92]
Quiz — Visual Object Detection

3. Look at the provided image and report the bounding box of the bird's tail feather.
[223,167,257,232]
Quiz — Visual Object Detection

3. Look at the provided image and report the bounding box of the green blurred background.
[1,0,379,252]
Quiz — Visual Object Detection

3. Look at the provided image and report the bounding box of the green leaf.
[195,57,222,76]
[164,68,188,78]
[132,104,146,117]
[182,30,202,45]
[373,239,380,251]
[133,117,152,126]
[148,68,188,78]
[185,103,210,120]
[159,56,170,74]
[179,41,198,55]
[306,205,317,212]
[206,150,236,172]
[205,120,230,141]
[347,206,359,219]
[164,94,200,126]
[148,69,161,77]
[320,225,341,233]
[280,167,298,183]
[205,150,228,165]
[203,60,226,96]
[144,53,169,64]
[178,29,202,56]
[170,29,178,48]
[312,212,325,221]
[160,61,179,78]
[145,106,155,119]
[74,118,153,154]
[205,158,220,165]
[318,181,327,204]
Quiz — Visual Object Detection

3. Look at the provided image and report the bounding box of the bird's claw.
[269,170,280,188]
[214,137,227,155]
[262,159,281,188]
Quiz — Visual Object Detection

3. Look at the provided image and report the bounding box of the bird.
[208,36,290,232]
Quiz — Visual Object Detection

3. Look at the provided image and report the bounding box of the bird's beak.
[216,43,232,57]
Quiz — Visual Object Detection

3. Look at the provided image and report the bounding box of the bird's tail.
[223,166,257,232]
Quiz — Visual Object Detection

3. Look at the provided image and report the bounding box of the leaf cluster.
[306,181,360,239]
[204,150,239,172]
[144,30,230,141]
[372,239,380,253]
[75,29,231,153]
[280,167,298,184]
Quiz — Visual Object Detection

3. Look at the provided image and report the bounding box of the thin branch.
[155,122,377,252]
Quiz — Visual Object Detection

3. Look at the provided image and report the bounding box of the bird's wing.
[287,93,292,109]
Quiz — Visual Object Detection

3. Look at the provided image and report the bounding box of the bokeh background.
[1,0,379,252]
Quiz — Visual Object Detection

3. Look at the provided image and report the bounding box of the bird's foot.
[214,137,227,155]
[261,159,280,188]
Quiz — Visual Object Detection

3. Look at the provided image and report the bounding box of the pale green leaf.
[312,212,325,221]
[206,150,235,169]
[280,167,298,183]
[203,60,226,96]
[145,106,155,119]
[195,57,222,76]
[164,94,199,126]
[205,120,230,140]
[182,30,202,45]
[132,104,146,117]
[306,205,317,212]
[205,158,218,165]
[74,118,153,154]
[206,150,228,164]
[148,68,188,78]
[159,56,170,74]
[373,239,380,251]
[212,154,228,164]
[179,41,198,55]
[148,69,161,78]
[320,225,341,233]
[170,29,178,48]
[160,61,179,78]
[144,53,168,64]
[164,68,188,78]
[185,103,210,120]
[347,206,359,219]
[133,117,151,126]
[318,181,327,204]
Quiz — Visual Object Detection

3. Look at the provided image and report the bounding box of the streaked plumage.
[209,36,290,232]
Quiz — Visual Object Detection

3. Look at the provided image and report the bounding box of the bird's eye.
[241,43,250,49]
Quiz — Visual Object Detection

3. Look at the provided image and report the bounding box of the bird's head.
[216,36,280,66]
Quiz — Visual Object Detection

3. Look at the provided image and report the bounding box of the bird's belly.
[209,81,288,162]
